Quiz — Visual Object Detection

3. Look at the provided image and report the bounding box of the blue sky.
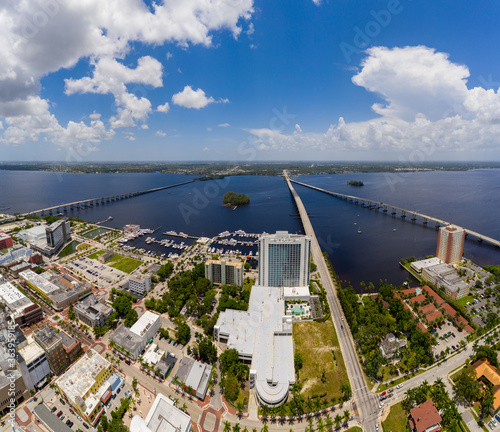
[1,0,500,161]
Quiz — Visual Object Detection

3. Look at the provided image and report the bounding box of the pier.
[290,179,500,248]
[21,180,195,217]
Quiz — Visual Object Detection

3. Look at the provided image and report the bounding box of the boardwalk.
[291,179,500,248]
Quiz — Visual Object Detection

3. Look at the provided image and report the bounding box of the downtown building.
[127,273,152,296]
[214,285,295,406]
[33,325,70,375]
[56,349,113,427]
[436,225,465,264]
[205,259,244,287]
[110,311,161,359]
[258,231,311,287]
[0,281,43,327]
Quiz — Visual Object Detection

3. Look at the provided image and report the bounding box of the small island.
[223,191,250,207]
[347,180,364,186]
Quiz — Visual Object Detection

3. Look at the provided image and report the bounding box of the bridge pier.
[401,211,406,218]
[411,214,417,222]
[423,218,427,224]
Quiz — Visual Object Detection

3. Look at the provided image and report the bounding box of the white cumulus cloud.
[218,123,230,127]
[172,86,228,109]
[247,46,500,156]
[157,102,170,114]
[0,0,254,150]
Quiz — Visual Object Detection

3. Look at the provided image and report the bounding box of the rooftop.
[0,281,34,314]
[20,269,60,295]
[410,257,443,272]
[130,393,191,432]
[56,349,110,404]
[410,399,442,432]
[130,311,160,338]
[18,336,46,364]
[34,325,61,348]
[215,285,295,404]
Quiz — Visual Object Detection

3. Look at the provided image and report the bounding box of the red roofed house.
[419,304,437,315]
[457,316,468,326]
[401,288,417,297]
[409,399,442,432]
[410,295,427,305]
[464,325,474,334]
[423,285,445,306]
[416,323,428,333]
[441,303,457,318]
[425,311,443,324]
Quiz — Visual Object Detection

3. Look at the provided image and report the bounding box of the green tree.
[224,373,240,402]
[176,322,191,345]
[334,414,342,429]
[294,353,303,377]
[68,305,76,321]
[124,308,138,327]
[198,338,217,364]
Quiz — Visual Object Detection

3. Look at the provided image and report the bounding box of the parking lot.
[465,294,499,328]
[432,320,467,359]
[65,256,128,287]
[45,377,133,430]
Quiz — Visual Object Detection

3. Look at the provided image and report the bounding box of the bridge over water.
[290,179,500,248]
[22,180,195,217]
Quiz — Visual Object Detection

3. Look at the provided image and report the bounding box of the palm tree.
[223,421,232,432]
[261,424,268,432]
[306,397,313,413]
[261,405,269,420]
[279,403,287,421]
[330,396,336,409]
[334,414,342,429]
[242,427,248,432]
[236,401,244,418]
[181,403,188,412]
[232,423,241,432]
[316,417,325,432]
[343,410,350,425]
[325,414,334,432]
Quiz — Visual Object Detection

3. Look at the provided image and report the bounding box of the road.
[284,171,379,432]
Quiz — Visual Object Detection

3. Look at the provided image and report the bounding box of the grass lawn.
[58,241,81,258]
[108,254,143,273]
[456,295,474,307]
[76,243,91,251]
[243,278,255,292]
[88,250,105,260]
[382,401,410,432]
[293,318,349,401]
[345,428,362,432]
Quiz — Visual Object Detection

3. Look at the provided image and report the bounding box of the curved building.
[214,285,295,406]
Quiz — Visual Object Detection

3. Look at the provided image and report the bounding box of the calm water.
[1,169,499,290]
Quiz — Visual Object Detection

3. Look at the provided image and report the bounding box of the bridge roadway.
[291,179,500,248]
[284,172,379,432]
[22,179,195,216]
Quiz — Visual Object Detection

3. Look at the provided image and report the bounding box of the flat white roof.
[19,270,59,295]
[130,311,160,338]
[143,343,164,366]
[18,336,45,364]
[0,281,31,309]
[282,286,310,298]
[131,393,191,432]
[216,285,295,404]
[56,349,110,404]
[410,257,443,272]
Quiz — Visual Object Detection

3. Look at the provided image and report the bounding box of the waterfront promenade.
[284,171,379,432]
